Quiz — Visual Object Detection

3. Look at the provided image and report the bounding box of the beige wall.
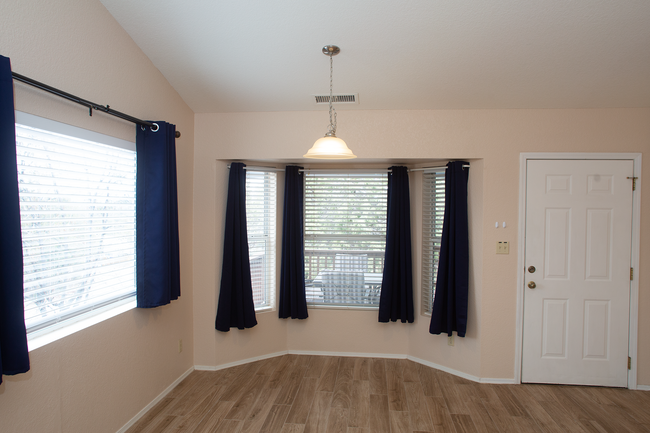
[1,0,648,431]
[194,108,649,384]
[408,161,484,378]
[192,160,289,367]
[0,1,195,432]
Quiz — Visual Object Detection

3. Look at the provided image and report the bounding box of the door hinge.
[627,176,638,191]
[630,267,633,281]
[628,356,632,370]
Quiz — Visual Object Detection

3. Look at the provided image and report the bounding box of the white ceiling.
[100,0,650,113]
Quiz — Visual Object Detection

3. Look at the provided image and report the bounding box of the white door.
[522,160,634,387]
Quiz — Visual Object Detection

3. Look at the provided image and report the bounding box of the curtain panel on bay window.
[279,166,308,319]
[0,55,30,382]
[216,162,257,331]
[378,166,414,323]
[429,161,470,337]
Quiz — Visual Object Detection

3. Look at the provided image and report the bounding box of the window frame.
[421,169,446,315]
[245,168,277,312]
[303,169,388,309]
[15,112,137,350]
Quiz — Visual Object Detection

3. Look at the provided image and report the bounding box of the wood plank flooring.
[126,355,650,433]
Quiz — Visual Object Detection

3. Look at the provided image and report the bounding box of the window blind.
[246,170,276,310]
[16,123,137,333]
[304,172,387,307]
[422,170,446,315]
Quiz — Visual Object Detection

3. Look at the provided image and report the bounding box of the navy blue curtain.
[136,122,181,308]
[379,166,414,323]
[0,55,30,383]
[279,166,308,319]
[216,163,257,331]
[430,161,470,337]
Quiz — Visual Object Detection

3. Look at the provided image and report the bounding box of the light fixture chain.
[304,45,355,159]
[328,53,337,136]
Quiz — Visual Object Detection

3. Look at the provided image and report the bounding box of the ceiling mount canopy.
[304,45,356,159]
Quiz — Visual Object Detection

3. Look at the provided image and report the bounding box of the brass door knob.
[528,265,536,273]
[528,281,536,289]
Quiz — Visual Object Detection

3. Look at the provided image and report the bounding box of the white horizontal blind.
[422,170,446,315]
[304,172,387,307]
[16,123,137,333]
[246,170,276,310]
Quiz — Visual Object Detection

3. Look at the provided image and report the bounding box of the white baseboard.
[286,352,513,384]
[117,351,518,432]
[195,350,289,371]
[116,366,194,433]
[119,350,643,433]
[476,378,517,384]
[195,350,408,373]
[407,355,516,384]
[288,350,407,359]
[196,350,513,385]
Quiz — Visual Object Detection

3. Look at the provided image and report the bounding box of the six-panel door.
[522,159,633,387]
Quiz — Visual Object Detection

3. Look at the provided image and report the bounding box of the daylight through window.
[304,171,388,307]
[421,169,446,315]
[246,169,277,310]
[16,116,137,335]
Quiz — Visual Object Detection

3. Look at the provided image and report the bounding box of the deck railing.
[304,249,385,281]
[303,250,384,306]
[248,249,385,306]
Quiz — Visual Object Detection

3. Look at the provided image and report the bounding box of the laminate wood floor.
[126,355,650,433]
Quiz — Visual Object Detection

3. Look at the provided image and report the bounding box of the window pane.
[304,172,387,307]
[422,170,445,315]
[246,170,276,310]
[16,123,137,333]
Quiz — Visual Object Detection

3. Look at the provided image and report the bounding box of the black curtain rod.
[11,72,181,138]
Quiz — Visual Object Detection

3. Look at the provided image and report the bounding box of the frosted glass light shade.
[303,135,357,159]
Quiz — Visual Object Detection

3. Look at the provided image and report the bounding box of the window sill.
[307,305,379,311]
[27,298,137,352]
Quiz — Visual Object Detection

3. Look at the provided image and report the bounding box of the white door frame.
[515,153,642,389]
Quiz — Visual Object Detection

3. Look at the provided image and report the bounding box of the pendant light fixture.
[304,45,357,159]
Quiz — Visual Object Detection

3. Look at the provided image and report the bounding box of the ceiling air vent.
[313,94,359,104]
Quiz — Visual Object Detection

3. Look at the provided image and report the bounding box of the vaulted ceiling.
[100,0,650,113]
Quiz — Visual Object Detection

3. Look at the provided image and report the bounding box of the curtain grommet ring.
[150,122,159,132]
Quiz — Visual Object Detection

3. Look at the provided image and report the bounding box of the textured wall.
[0,2,648,431]
[194,108,649,384]
[0,1,195,432]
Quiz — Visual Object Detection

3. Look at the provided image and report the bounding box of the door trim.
[515,153,642,389]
